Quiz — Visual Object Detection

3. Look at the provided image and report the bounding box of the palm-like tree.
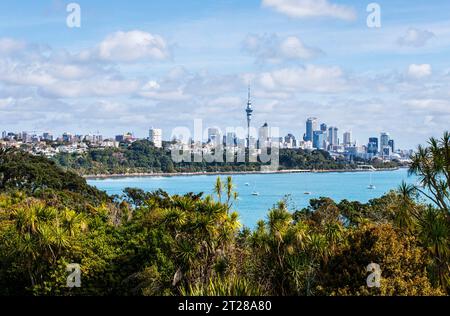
[395,181,420,233]
[417,207,449,290]
[408,132,450,291]
[409,132,450,214]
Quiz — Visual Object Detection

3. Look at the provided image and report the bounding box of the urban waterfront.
[88,168,417,228]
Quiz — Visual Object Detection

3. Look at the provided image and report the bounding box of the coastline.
[83,167,402,180]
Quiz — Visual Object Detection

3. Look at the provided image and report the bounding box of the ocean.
[88,168,417,228]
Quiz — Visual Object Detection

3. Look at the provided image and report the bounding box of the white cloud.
[243,34,322,63]
[404,99,450,115]
[258,65,350,93]
[397,28,435,47]
[95,30,170,62]
[0,97,15,108]
[0,38,26,55]
[208,96,242,108]
[408,64,432,79]
[262,0,356,21]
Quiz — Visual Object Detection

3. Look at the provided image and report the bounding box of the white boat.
[367,172,376,190]
[245,182,250,186]
[252,191,260,196]
[304,191,312,195]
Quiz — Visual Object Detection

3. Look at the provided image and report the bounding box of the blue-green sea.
[88,169,417,228]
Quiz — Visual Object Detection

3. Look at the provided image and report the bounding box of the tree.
[409,131,450,214]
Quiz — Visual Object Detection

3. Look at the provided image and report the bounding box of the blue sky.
[1,0,450,148]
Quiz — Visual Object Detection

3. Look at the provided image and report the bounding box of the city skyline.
[1,1,450,149]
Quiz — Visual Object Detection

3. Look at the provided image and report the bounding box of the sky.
[0,0,450,149]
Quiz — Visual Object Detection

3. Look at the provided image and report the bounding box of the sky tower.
[245,86,253,149]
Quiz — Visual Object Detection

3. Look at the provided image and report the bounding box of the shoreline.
[83,167,402,180]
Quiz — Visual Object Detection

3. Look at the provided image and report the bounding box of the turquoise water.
[88,169,417,228]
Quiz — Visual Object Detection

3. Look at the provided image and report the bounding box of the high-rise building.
[380,132,390,157]
[343,131,352,146]
[380,132,390,148]
[305,117,318,142]
[388,139,395,153]
[62,132,73,143]
[207,127,221,145]
[320,123,327,132]
[284,133,296,148]
[149,128,162,148]
[226,132,236,147]
[42,132,53,141]
[313,131,326,150]
[328,127,338,147]
[1,131,6,139]
[367,137,379,155]
[258,123,269,147]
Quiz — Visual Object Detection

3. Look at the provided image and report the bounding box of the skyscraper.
[328,127,338,147]
[343,131,352,146]
[380,132,390,148]
[313,131,326,150]
[305,117,318,142]
[368,137,379,155]
[388,139,395,153]
[226,132,236,147]
[245,86,253,149]
[258,123,269,147]
[380,132,390,157]
[207,127,221,145]
[149,128,162,148]
[284,133,296,148]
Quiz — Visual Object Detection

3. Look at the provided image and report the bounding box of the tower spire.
[245,85,253,149]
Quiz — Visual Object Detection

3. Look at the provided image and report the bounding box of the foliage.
[0,133,449,296]
[51,140,396,176]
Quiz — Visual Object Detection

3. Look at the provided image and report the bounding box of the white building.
[149,128,163,148]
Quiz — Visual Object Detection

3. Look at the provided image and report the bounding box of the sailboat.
[367,171,376,190]
[304,181,311,195]
[251,183,260,196]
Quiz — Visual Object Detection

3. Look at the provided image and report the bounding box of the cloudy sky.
[0,0,449,149]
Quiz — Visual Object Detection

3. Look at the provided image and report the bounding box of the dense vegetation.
[52,140,398,176]
[0,132,448,296]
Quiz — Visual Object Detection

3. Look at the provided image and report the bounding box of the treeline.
[0,132,448,296]
[52,140,397,176]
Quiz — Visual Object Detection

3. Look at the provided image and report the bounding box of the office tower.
[305,117,318,142]
[343,131,352,146]
[62,132,73,143]
[149,128,163,148]
[258,123,269,147]
[328,127,338,147]
[284,134,296,148]
[368,137,379,155]
[380,132,390,157]
[388,139,395,153]
[245,86,253,149]
[313,131,326,150]
[42,132,53,141]
[226,132,236,147]
[1,131,6,139]
[380,132,390,148]
[207,127,221,145]
[320,123,327,132]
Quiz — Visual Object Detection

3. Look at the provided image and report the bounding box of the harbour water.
[88,168,417,228]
